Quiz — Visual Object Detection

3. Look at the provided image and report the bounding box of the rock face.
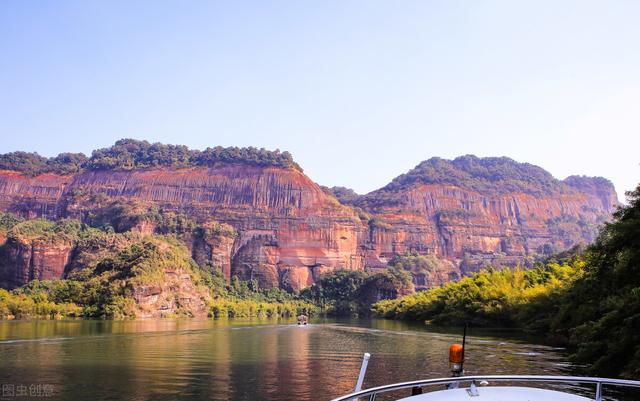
[359,183,613,275]
[0,235,73,288]
[0,165,364,290]
[0,154,619,290]
[353,156,618,276]
[131,268,210,318]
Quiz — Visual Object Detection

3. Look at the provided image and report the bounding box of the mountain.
[354,156,617,280]
[0,141,618,292]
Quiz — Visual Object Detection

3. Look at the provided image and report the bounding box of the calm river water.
[0,318,634,401]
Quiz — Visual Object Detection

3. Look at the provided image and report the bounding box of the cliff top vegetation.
[0,139,301,176]
[367,155,612,197]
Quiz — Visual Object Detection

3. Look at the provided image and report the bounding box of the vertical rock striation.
[0,154,619,290]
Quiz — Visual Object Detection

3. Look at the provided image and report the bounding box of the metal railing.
[330,375,640,401]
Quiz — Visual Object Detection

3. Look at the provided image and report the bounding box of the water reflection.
[0,318,622,401]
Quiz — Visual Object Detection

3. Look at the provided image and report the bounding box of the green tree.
[550,184,640,378]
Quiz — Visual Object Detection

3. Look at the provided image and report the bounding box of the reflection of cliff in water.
[0,319,579,401]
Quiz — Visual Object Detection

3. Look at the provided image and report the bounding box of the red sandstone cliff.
[359,182,614,276]
[0,165,364,290]
[0,155,619,290]
[354,156,618,279]
[0,234,73,288]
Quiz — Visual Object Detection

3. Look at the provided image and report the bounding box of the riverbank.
[0,286,316,320]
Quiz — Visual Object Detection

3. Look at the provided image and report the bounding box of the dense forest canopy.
[553,184,640,377]
[374,155,612,196]
[0,139,301,175]
[299,268,413,316]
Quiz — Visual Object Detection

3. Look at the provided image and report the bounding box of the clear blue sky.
[1,1,639,199]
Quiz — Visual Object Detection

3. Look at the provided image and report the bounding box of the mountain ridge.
[0,140,618,292]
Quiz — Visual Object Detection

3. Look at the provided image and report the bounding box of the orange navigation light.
[449,344,464,363]
[449,343,464,374]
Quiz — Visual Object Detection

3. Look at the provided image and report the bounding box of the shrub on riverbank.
[372,260,584,327]
[0,288,82,319]
[208,299,315,318]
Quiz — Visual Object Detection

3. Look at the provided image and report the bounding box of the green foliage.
[0,212,23,234]
[87,139,192,170]
[95,240,164,280]
[8,219,55,239]
[63,237,200,318]
[0,151,87,176]
[194,144,300,170]
[372,262,585,327]
[389,252,446,274]
[8,218,93,242]
[208,298,315,318]
[544,215,597,246]
[1,235,209,319]
[374,266,414,288]
[220,276,298,304]
[0,139,301,175]
[564,175,616,194]
[0,284,83,319]
[300,270,367,315]
[0,151,48,175]
[86,200,147,232]
[204,275,316,318]
[547,185,640,378]
[86,139,301,171]
[208,277,316,319]
[318,270,369,302]
[388,155,562,194]
[368,218,392,230]
[322,186,361,205]
[300,269,412,316]
[148,208,197,235]
[86,200,217,238]
[44,153,88,175]
[193,220,237,240]
[356,156,614,212]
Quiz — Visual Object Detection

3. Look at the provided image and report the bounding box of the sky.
[1,1,639,200]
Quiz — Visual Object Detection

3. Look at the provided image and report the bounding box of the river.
[0,318,634,400]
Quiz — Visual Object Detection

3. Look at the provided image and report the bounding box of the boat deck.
[331,375,640,401]
[397,386,590,400]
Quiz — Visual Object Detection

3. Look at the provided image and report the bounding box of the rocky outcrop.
[356,157,618,276]
[0,165,364,289]
[190,231,235,282]
[0,235,73,288]
[131,268,209,318]
[0,154,619,290]
[564,175,619,212]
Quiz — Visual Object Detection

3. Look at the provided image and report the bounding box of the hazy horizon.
[1,1,639,200]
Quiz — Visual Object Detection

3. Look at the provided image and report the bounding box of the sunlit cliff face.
[0,158,617,291]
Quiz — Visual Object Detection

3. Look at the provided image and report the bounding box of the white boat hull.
[397,386,590,401]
